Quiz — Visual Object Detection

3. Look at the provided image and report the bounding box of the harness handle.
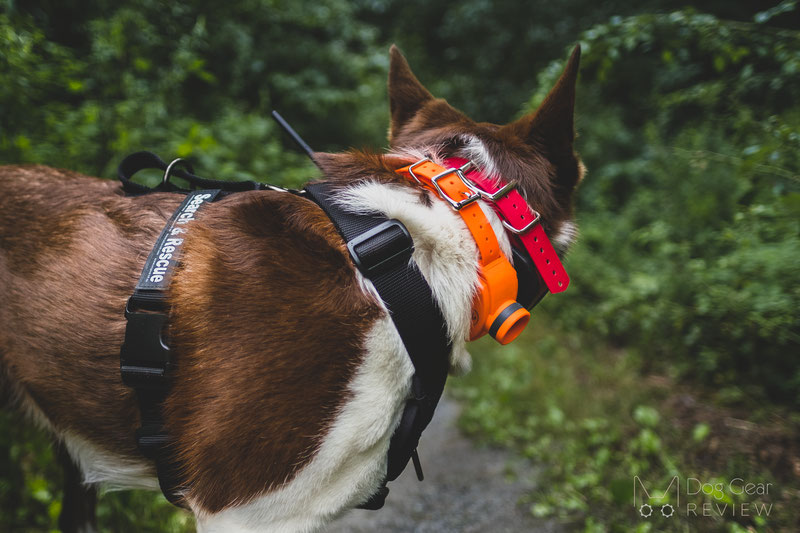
[117,151,268,195]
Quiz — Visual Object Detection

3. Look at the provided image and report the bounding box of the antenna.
[271,110,320,168]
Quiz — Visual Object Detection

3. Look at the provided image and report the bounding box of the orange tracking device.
[396,159,530,345]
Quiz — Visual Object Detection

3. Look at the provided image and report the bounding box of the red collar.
[444,158,570,293]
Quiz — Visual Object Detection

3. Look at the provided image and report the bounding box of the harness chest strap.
[121,189,222,508]
[303,181,452,510]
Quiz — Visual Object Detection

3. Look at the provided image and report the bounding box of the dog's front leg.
[56,443,97,533]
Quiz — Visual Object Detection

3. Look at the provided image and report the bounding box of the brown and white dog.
[0,45,583,532]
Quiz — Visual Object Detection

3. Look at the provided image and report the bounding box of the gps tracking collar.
[395,158,528,344]
[396,157,569,344]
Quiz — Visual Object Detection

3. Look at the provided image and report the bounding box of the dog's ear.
[505,45,581,183]
[388,45,434,142]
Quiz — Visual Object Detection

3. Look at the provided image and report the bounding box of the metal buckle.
[407,158,432,186]
[406,157,480,210]
[502,210,541,235]
[462,175,518,202]
[431,168,480,210]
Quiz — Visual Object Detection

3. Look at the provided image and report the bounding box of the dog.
[0,45,583,532]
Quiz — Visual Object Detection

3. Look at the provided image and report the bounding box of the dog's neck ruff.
[303,182,452,509]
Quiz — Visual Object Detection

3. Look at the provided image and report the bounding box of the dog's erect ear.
[506,45,581,163]
[388,45,433,141]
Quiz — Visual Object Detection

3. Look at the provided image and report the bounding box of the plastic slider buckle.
[120,308,171,389]
[135,425,169,459]
[347,219,414,276]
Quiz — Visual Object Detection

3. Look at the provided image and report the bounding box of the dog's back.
[0,165,174,456]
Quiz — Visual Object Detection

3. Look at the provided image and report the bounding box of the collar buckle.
[462,176,518,202]
[501,210,541,235]
[407,158,481,210]
[430,167,480,210]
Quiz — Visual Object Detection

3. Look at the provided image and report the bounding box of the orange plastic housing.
[396,159,529,345]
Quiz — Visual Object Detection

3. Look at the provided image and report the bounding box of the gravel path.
[326,395,563,533]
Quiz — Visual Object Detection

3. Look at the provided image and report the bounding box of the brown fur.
[0,166,381,512]
[0,44,583,522]
[166,192,381,512]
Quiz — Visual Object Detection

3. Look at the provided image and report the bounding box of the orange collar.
[396,159,529,344]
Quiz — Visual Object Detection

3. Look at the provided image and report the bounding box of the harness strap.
[121,190,221,507]
[118,151,272,195]
[304,182,452,509]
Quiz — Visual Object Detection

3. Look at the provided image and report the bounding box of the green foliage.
[531,8,800,405]
[453,321,799,532]
[0,412,62,531]
[0,411,195,532]
[453,6,800,531]
[1,0,388,180]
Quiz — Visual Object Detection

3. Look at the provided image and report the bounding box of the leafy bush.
[532,8,800,405]
[455,8,800,530]
[1,1,388,179]
[454,323,800,532]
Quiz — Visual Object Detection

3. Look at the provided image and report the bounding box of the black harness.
[118,152,451,509]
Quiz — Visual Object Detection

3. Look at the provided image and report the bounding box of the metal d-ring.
[163,158,194,186]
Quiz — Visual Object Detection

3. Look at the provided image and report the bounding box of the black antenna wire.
[271,110,320,169]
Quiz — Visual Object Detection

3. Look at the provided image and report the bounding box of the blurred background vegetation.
[1,0,798,531]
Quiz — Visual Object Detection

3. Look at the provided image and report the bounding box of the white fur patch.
[193,317,414,533]
[459,135,499,179]
[13,386,157,491]
[551,220,578,254]
[62,432,158,491]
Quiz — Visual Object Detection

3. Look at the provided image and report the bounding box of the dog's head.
[387,44,584,254]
